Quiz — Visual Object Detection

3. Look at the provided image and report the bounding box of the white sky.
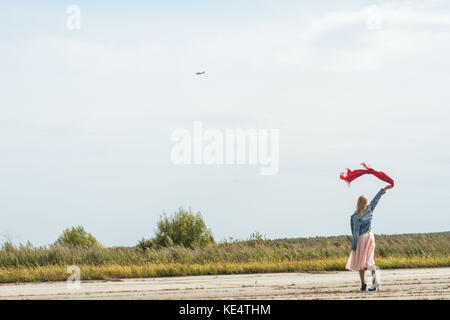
[1,0,449,246]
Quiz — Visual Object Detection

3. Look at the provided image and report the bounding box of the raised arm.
[368,185,393,211]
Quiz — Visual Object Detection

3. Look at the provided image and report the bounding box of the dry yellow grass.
[1,232,449,283]
[1,255,449,284]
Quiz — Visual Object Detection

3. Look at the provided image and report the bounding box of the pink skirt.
[346,231,375,271]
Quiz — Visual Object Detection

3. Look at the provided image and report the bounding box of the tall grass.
[0,232,449,283]
[1,256,450,284]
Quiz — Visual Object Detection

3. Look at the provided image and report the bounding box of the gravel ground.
[0,267,449,300]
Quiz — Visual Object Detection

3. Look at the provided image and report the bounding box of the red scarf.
[340,163,394,186]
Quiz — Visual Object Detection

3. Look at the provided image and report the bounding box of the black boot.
[360,283,367,291]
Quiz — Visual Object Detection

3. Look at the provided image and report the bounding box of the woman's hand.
[384,185,394,191]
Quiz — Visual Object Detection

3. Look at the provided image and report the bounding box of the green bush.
[136,238,156,251]
[54,225,102,249]
[154,208,214,248]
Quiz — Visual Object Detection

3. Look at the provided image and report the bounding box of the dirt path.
[0,267,449,300]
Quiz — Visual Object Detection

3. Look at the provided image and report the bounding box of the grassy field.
[1,231,449,283]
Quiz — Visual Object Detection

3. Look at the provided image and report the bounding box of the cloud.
[275,3,450,71]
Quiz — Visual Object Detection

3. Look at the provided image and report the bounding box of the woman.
[346,184,393,291]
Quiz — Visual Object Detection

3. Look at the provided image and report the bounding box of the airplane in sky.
[195,71,206,75]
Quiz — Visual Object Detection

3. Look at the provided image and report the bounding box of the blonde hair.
[356,195,368,216]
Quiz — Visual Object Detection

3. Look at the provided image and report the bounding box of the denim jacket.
[350,188,385,250]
